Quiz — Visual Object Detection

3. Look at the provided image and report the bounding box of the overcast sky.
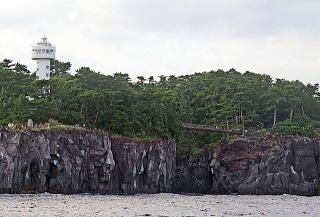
[0,0,319,84]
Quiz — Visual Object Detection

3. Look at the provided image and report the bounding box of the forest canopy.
[0,59,319,157]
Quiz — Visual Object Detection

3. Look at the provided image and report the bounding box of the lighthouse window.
[46,66,49,69]
[42,49,45,52]
[46,49,49,53]
[46,73,49,77]
[50,50,53,52]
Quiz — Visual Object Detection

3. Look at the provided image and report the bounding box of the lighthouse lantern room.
[32,36,56,80]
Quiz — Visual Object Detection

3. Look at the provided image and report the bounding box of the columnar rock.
[111,137,176,194]
[1,128,320,196]
[173,136,320,196]
[0,128,176,194]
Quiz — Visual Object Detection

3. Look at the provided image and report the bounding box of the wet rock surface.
[0,128,175,194]
[173,136,320,196]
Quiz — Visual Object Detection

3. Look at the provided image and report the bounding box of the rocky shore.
[173,136,320,196]
[0,128,175,194]
[1,128,320,196]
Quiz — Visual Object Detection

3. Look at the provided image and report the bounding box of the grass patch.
[32,119,82,132]
[108,131,158,142]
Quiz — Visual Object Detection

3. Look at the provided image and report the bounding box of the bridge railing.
[183,124,243,134]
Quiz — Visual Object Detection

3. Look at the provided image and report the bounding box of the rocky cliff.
[173,136,320,196]
[1,128,320,196]
[0,128,175,194]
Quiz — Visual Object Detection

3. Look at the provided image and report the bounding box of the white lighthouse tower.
[32,36,56,80]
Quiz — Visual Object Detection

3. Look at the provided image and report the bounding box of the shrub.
[276,115,319,138]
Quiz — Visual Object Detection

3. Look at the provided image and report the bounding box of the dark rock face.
[0,129,175,194]
[1,128,320,196]
[173,136,320,196]
[111,138,176,194]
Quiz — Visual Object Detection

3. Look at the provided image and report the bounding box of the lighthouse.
[32,36,56,80]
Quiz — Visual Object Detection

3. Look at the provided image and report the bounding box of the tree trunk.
[93,110,99,128]
[235,114,238,128]
[241,110,244,133]
[272,106,277,128]
[80,103,86,115]
[290,108,293,122]
[226,117,229,130]
[301,106,305,115]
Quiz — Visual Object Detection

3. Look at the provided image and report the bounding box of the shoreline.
[0,193,319,217]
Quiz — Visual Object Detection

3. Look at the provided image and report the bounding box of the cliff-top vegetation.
[1,58,319,158]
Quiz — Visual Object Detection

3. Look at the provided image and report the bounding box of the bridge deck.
[183,124,243,135]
